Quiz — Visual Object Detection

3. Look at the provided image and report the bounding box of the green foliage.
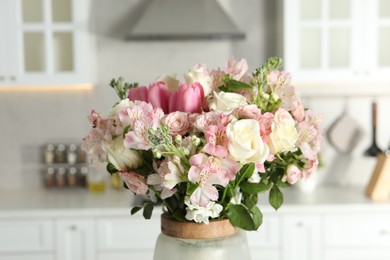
[106,163,118,175]
[109,77,138,100]
[143,201,154,219]
[269,185,284,210]
[240,182,271,194]
[226,203,262,231]
[220,76,253,92]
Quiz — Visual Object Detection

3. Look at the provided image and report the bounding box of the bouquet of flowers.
[82,57,322,231]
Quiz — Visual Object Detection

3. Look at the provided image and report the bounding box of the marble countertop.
[0,185,389,218]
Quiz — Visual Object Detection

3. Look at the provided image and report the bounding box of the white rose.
[226,119,269,164]
[209,91,248,114]
[184,64,213,96]
[268,111,298,154]
[106,137,142,170]
[110,98,132,116]
[156,73,180,91]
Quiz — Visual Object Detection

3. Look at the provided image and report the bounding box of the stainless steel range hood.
[126,0,245,41]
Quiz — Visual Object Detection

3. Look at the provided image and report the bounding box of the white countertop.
[0,186,389,218]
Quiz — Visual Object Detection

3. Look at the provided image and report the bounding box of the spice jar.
[43,144,55,164]
[56,167,66,187]
[67,144,78,165]
[44,167,55,188]
[56,144,66,163]
[79,166,88,187]
[67,167,78,187]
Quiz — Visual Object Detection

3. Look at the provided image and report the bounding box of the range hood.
[126,0,245,41]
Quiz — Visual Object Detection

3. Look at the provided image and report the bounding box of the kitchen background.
[0,0,389,191]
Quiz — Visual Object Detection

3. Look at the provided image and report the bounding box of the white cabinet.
[247,214,280,260]
[324,213,390,260]
[0,218,54,259]
[0,0,92,87]
[97,216,160,260]
[281,214,322,260]
[284,0,390,91]
[55,218,96,260]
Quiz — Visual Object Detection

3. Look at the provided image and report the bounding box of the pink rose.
[119,171,148,195]
[163,111,190,136]
[148,81,171,113]
[128,86,149,103]
[169,82,204,113]
[286,165,302,184]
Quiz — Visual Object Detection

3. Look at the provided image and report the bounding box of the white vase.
[153,213,251,260]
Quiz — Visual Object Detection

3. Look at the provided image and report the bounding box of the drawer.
[0,254,54,260]
[325,214,390,246]
[97,216,160,250]
[0,219,53,252]
[247,214,279,249]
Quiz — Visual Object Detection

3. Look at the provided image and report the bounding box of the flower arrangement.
[82,57,322,231]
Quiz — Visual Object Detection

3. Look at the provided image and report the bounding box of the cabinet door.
[325,249,390,260]
[55,218,96,260]
[281,215,322,260]
[366,0,390,77]
[0,255,54,260]
[3,0,91,87]
[98,252,154,260]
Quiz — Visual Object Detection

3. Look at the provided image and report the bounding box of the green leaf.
[143,202,154,219]
[226,204,256,231]
[242,193,258,210]
[131,206,142,215]
[106,163,118,175]
[238,163,256,182]
[269,185,284,210]
[186,183,198,197]
[250,206,263,230]
[277,179,291,188]
[240,182,270,194]
[122,125,131,139]
[220,79,253,92]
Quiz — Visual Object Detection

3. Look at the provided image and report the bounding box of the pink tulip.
[148,81,171,113]
[169,82,204,113]
[128,86,149,102]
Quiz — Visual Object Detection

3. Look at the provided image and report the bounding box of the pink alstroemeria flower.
[119,171,148,195]
[188,153,238,206]
[203,125,229,158]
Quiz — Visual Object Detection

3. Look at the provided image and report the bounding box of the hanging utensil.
[364,100,382,157]
[327,99,365,154]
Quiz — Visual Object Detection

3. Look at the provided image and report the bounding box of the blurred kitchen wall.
[0,0,389,191]
[0,0,282,190]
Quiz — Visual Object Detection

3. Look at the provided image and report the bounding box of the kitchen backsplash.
[0,0,389,190]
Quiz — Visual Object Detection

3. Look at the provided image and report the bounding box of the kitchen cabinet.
[1,187,390,260]
[0,0,92,87]
[281,215,322,260]
[284,0,390,94]
[55,218,96,260]
[0,218,54,260]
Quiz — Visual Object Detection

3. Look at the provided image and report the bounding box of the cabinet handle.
[69,225,77,231]
[296,222,303,228]
[0,76,4,81]
[379,229,390,235]
[9,76,16,81]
